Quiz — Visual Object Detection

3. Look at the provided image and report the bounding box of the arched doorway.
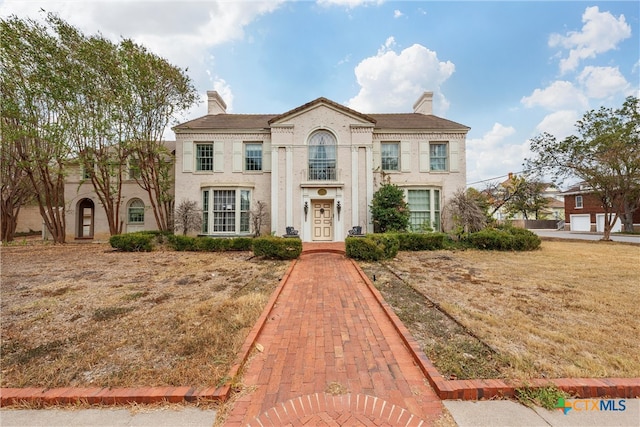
[76,198,94,239]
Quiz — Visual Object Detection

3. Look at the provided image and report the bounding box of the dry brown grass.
[1,242,288,388]
[382,240,640,379]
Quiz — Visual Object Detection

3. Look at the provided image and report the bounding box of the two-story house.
[172,91,469,242]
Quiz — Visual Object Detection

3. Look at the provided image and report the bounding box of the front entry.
[312,200,333,241]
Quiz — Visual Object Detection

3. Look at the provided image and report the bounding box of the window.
[430,143,448,171]
[202,189,252,234]
[575,195,583,209]
[128,157,141,180]
[381,143,399,171]
[196,143,214,171]
[245,143,262,171]
[407,189,441,231]
[128,199,145,224]
[308,130,336,180]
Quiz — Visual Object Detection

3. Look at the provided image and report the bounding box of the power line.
[466,170,525,187]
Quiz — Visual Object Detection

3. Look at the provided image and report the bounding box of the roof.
[173,97,470,132]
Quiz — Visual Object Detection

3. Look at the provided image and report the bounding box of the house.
[63,141,175,241]
[491,173,564,223]
[563,182,640,232]
[172,91,469,242]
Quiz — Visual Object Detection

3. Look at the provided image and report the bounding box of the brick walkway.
[223,248,443,426]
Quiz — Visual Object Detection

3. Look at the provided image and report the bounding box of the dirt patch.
[1,242,288,388]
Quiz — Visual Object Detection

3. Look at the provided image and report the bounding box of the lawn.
[1,239,638,390]
[362,240,640,380]
[0,243,288,389]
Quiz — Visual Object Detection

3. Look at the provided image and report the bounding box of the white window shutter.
[232,141,242,172]
[214,141,224,172]
[182,141,193,172]
[449,140,459,172]
[400,141,411,172]
[419,141,429,172]
[372,141,381,171]
[263,141,271,172]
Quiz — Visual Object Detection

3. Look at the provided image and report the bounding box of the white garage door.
[570,214,591,232]
[596,214,622,233]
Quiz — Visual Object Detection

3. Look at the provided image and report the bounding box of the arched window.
[128,199,145,224]
[308,130,336,181]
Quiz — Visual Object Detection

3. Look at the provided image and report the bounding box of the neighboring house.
[563,182,640,232]
[492,173,564,222]
[172,91,469,242]
[63,141,175,241]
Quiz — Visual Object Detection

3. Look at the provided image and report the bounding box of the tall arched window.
[308,130,336,181]
[128,199,145,224]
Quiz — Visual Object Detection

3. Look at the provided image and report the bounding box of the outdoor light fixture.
[336,201,341,220]
[304,201,308,221]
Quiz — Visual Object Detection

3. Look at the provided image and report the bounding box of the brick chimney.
[413,91,433,115]
[207,91,227,115]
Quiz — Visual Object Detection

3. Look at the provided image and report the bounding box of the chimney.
[413,91,433,115]
[207,91,227,115]
[508,172,513,180]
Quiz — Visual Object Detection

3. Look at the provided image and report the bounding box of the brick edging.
[350,259,640,400]
[0,259,300,408]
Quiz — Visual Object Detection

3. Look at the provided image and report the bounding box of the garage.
[596,214,622,233]
[570,214,591,232]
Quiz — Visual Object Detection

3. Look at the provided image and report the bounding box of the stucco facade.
[173,92,469,242]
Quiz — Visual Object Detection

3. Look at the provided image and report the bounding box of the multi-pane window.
[308,130,336,180]
[202,190,209,233]
[213,190,236,232]
[407,189,441,231]
[430,143,448,171]
[128,199,145,223]
[381,143,399,171]
[128,157,141,179]
[575,195,583,208]
[202,189,252,234]
[245,143,262,171]
[196,143,214,171]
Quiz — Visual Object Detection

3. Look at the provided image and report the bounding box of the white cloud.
[534,110,579,140]
[317,0,384,8]
[393,10,403,19]
[577,66,631,99]
[521,81,589,111]
[466,123,529,185]
[549,6,631,74]
[347,38,455,113]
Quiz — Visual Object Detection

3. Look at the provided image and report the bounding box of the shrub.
[467,227,540,251]
[253,236,302,259]
[109,233,154,252]
[395,232,447,251]
[195,237,231,252]
[345,233,399,261]
[230,237,253,251]
[167,234,198,251]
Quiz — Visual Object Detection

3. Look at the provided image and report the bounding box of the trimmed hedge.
[467,227,541,251]
[252,236,302,260]
[394,232,447,251]
[345,234,399,261]
[166,235,255,252]
[109,233,154,252]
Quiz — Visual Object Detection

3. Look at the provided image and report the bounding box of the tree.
[173,199,202,235]
[250,200,269,237]
[1,15,74,243]
[441,188,487,235]
[527,96,640,240]
[370,180,410,233]
[502,175,550,220]
[0,134,34,241]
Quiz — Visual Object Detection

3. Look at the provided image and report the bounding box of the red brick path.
[223,250,443,426]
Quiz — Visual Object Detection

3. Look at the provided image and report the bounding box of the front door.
[77,198,94,239]
[312,200,333,241]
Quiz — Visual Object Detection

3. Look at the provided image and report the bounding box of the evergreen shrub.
[109,233,154,252]
[253,236,302,259]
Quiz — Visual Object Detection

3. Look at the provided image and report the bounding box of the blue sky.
[2,0,638,187]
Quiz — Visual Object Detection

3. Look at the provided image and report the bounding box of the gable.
[267,97,376,126]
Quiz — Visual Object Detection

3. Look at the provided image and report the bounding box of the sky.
[1,0,638,188]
